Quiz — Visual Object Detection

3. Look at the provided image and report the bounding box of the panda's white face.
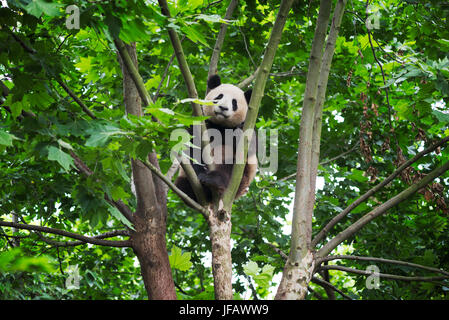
[203,75,252,127]
[203,83,250,128]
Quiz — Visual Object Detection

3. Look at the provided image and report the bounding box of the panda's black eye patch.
[214,94,223,100]
[232,99,238,111]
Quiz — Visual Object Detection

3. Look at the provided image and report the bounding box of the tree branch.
[0,221,131,247]
[319,265,449,282]
[141,158,209,218]
[115,39,207,209]
[237,67,259,89]
[157,0,217,205]
[166,158,180,182]
[179,161,208,206]
[311,277,353,300]
[317,159,449,258]
[56,79,97,120]
[237,68,302,89]
[7,29,97,120]
[157,0,203,118]
[207,0,239,86]
[286,0,333,264]
[319,141,359,166]
[222,0,295,211]
[317,255,449,277]
[35,229,130,247]
[275,0,346,300]
[104,195,134,224]
[310,0,348,206]
[2,76,133,224]
[114,39,153,108]
[266,242,288,261]
[154,52,176,101]
[366,1,393,132]
[312,135,449,247]
[69,149,134,224]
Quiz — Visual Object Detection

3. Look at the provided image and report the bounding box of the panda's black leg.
[175,176,198,202]
[175,175,213,204]
[198,165,232,196]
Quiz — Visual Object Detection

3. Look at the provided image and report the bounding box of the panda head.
[203,75,252,128]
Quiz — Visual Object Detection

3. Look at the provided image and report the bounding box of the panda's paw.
[198,171,228,195]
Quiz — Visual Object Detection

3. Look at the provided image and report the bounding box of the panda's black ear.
[208,75,221,90]
[244,89,252,105]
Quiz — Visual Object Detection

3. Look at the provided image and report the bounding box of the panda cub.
[175,75,257,204]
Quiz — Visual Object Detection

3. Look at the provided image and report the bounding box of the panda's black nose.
[219,106,228,111]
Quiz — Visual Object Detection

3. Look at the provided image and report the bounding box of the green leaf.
[433,110,449,123]
[195,14,228,24]
[85,124,129,147]
[243,261,259,277]
[110,185,128,202]
[437,39,449,51]
[347,169,369,183]
[243,261,275,289]
[47,146,74,171]
[107,205,135,230]
[24,0,63,18]
[169,246,192,271]
[181,24,209,47]
[177,98,216,106]
[57,139,73,150]
[0,130,14,147]
[0,248,55,272]
[145,75,162,91]
[105,13,122,39]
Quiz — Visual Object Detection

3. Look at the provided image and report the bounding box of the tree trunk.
[132,213,176,300]
[119,42,176,300]
[275,251,314,300]
[208,207,233,300]
[275,0,348,300]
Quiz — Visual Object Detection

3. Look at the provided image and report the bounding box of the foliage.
[0,0,448,300]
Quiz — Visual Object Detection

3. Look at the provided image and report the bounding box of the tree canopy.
[1,0,449,300]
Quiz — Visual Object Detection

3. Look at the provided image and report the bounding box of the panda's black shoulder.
[205,120,244,135]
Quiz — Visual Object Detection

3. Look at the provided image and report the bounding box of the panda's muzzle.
[214,111,229,118]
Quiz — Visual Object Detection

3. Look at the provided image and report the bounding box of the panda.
[175,74,257,205]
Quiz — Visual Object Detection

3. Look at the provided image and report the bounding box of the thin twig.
[8,29,97,120]
[266,242,288,261]
[35,229,129,247]
[312,135,449,247]
[239,25,257,69]
[317,159,449,257]
[222,0,295,211]
[0,221,131,247]
[317,255,449,277]
[155,53,176,101]
[207,0,239,85]
[319,264,449,282]
[57,80,97,120]
[311,277,353,300]
[365,0,394,133]
[244,275,259,300]
[270,142,360,185]
[141,159,209,218]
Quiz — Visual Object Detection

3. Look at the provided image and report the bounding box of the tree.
[1,0,449,300]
